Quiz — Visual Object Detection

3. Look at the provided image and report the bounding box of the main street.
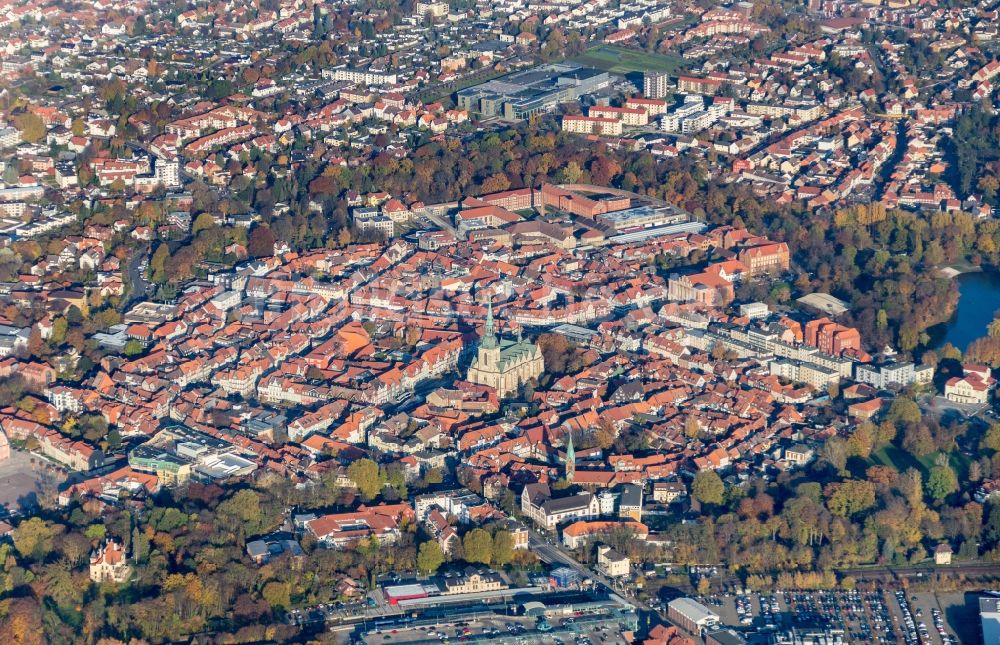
[528,530,650,611]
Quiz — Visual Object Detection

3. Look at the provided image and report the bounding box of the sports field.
[571,45,685,76]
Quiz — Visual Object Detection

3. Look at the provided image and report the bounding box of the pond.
[927,270,1000,352]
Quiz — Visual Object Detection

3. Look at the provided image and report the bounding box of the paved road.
[528,531,648,610]
[125,251,149,304]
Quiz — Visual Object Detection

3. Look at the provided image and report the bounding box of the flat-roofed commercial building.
[596,205,688,232]
[667,597,720,637]
[981,592,1000,645]
[458,64,612,121]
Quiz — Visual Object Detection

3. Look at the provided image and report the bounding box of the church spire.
[565,431,575,482]
[481,300,498,349]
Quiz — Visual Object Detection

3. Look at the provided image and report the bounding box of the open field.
[570,46,684,76]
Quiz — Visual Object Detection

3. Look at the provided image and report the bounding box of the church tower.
[565,431,575,482]
[466,298,544,399]
[479,300,501,369]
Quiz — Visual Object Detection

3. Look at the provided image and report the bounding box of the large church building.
[467,303,544,398]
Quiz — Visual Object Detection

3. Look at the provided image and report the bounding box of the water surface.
[928,271,1000,352]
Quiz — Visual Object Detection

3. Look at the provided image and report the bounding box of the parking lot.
[691,588,967,644]
[891,590,952,645]
[0,449,55,510]
[892,592,975,645]
[925,394,988,420]
[287,597,377,626]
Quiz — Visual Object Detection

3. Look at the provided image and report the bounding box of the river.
[928,270,1000,352]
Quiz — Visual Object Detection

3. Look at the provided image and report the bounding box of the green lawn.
[927,449,971,478]
[871,445,923,474]
[571,45,685,77]
[871,445,970,478]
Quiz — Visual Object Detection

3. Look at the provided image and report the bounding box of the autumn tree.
[217,489,271,536]
[557,161,583,184]
[818,436,848,474]
[123,339,145,357]
[825,480,876,518]
[262,581,292,610]
[50,317,68,345]
[12,517,57,561]
[541,28,566,60]
[692,470,725,506]
[492,530,514,566]
[14,112,45,143]
[984,501,1000,550]
[248,225,277,258]
[926,462,959,501]
[417,541,444,574]
[537,333,578,376]
[191,212,216,236]
[150,243,170,284]
[592,420,616,450]
[308,175,339,195]
[887,397,921,427]
[983,423,1000,453]
[902,424,935,458]
[968,337,1000,367]
[463,528,493,565]
[0,597,44,645]
[588,156,622,186]
[846,421,876,459]
[898,468,926,523]
[347,458,382,501]
[480,173,511,194]
[243,67,261,84]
